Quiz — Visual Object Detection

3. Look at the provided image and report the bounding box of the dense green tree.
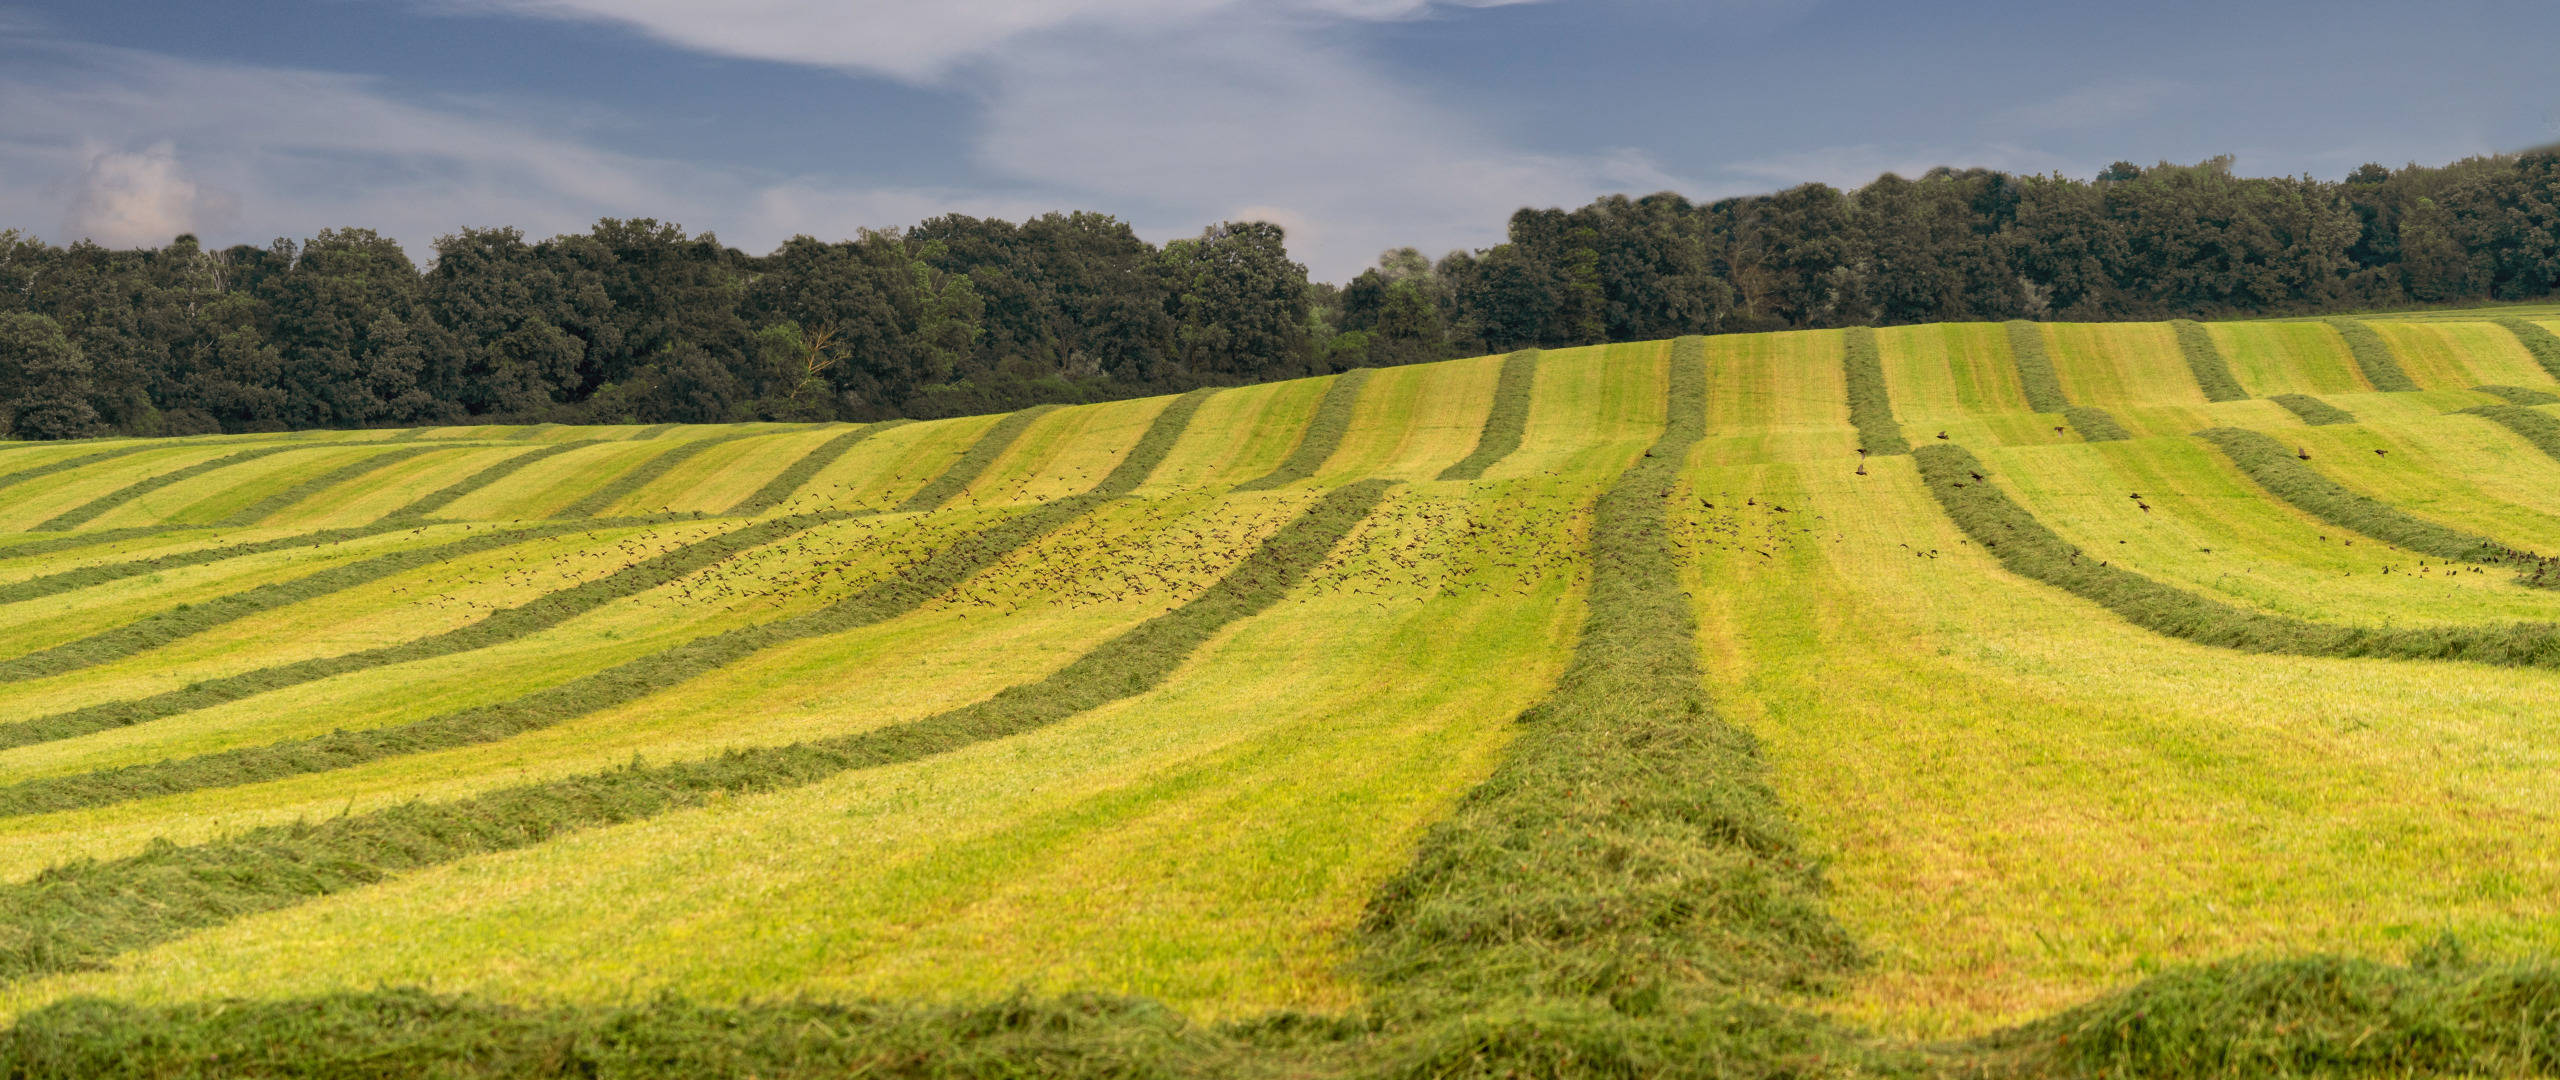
[0,311,102,439]
[1161,222,1311,379]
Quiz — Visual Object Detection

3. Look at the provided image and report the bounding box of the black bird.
[2129,492,2142,500]
[2374,448,2388,457]
[2053,425,2066,435]
[1971,471,1984,481]
[1937,431,1950,440]
[2298,447,2312,460]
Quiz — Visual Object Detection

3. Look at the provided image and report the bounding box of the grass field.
[0,311,2556,1078]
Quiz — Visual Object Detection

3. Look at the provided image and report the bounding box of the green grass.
[8,307,2560,1077]
[32,446,302,532]
[2497,316,2560,379]
[2475,384,2560,405]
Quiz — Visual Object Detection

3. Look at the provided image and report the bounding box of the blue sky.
[4,0,2555,281]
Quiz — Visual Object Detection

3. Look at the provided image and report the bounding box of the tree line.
[1,150,2554,439]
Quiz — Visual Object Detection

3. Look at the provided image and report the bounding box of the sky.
[3,0,2556,282]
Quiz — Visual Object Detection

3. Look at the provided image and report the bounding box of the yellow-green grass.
[2043,322,2209,412]
[958,398,1170,507]
[2261,411,2560,550]
[2208,321,2370,397]
[0,524,494,663]
[1874,322,2071,447]
[2367,320,2559,390]
[0,523,682,722]
[0,509,1032,791]
[0,527,328,588]
[784,413,1004,514]
[0,442,161,480]
[75,445,412,531]
[0,477,1589,1022]
[1481,341,1666,480]
[1313,353,1501,484]
[1140,378,1328,492]
[432,438,708,521]
[1697,328,1850,467]
[257,445,545,527]
[1976,438,2560,627]
[592,426,847,516]
[0,445,264,530]
[1683,454,2560,1040]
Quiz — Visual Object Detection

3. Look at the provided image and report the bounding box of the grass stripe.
[0,396,1212,819]
[1915,442,2560,664]
[2463,403,2560,463]
[722,422,905,515]
[214,446,443,527]
[551,432,764,519]
[626,424,676,441]
[30,447,302,532]
[2474,384,2560,405]
[387,442,598,520]
[2327,318,2419,391]
[2193,427,2531,564]
[2005,320,2071,412]
[1359,336,1856,1017]
[0,445,171,497]
[2172,319,2249,401]
[2495,317,2560,380]
[1843,325,1911,456]
[0,525,410,607]
[0,403,1320,986]
[1234,369,1371,492]
[0,523,609,685]
[894,406,1064,513]
[2008,321,2128,440]
[0,514,825,753]
[2062,405,2132,442]
[2267,393,2356,425]
[1436,351,1541,480]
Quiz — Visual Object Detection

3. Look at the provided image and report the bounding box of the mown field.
[1,309,2557,1078]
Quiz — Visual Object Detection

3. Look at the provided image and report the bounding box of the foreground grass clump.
[1982,943,2560,1079]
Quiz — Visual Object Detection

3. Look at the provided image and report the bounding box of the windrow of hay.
[722,422,906,515]
[2194,427,2530,565]
[214,446,442,526]
[1437,352,1541,480]
[2474,384,2560,405]
[2170,319,2248,401]
[895,406,1063,512]
[2005,321,2130,441]
[0,471,1380,989]
[0,514,812,753]
[0,525,410,606]
[1843,326,1911,455]
[31,447,301,532]
[553,430,773,519]
[0,395,1215,818]
[2265,393,2355,425]
[1915,442,2560,664]
[2495,316,2560,380]
[2326,318,2418,391]
[392,441,601,519]
[1234,370,1370,491]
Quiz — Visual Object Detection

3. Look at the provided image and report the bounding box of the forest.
[0,150,2553,438]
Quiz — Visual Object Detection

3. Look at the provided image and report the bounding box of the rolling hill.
[1,307,2558,1077]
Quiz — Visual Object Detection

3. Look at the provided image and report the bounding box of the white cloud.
[59,143,238,247]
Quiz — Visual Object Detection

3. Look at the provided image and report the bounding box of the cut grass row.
[1435,350,1540,480]
[2327,318,2419,391]
[1915,441,2560,665]
[0,394,1215,819]
[2498,316,2560,379]
[2193,427,2534,566]
[0,476,1385,987]
[0,515,815,753]
[2170,320,2248,401]
[1356,337,1869,1073]
[895,406,1062,512]
[2266,393,2354,425]
[1234,370,1370,491]
[2005,322,2130,442]
[722,422,900,515]
[1843,326,1911,455]
[31,446,301,532]
[552,429,771,519]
